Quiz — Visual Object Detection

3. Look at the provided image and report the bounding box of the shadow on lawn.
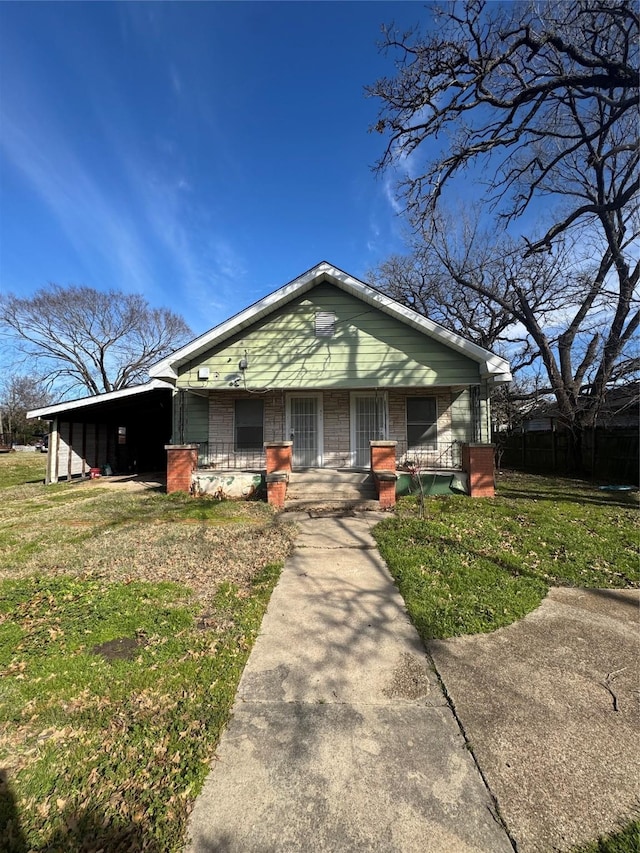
[1,770,27,853]
[0,770,161,853]
[437,536,638,590]
[41,810,162,853]
[498,485,638,509]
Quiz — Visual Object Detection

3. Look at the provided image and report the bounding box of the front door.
[287,395,323,468]
[351,393,388,468]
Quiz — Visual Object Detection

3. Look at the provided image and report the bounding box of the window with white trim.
[234,399,264,450]
[406,397,437,449]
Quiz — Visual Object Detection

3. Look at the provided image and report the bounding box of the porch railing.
[197,442,265,470]
[196,440,463,471]
[396,440,463,470]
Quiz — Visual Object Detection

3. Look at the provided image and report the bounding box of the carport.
[28,380,174,484]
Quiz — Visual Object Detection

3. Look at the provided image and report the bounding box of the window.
[315,311,336,337]
[406,397,437,449]
[235,399,264,450]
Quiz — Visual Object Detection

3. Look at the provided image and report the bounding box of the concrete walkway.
[186,512,513,852]
[429,587,640,852]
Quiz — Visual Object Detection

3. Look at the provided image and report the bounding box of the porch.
[167,439,494,507]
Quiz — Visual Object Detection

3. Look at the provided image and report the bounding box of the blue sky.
[0,1,425,335]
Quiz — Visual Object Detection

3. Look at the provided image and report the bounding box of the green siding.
[450,389,474,443]
[177,283,482,391]
[172,391,209,444]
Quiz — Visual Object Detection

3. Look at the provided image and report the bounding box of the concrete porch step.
[283,498,382,514]
[284,468,380,511]
[286,490,378,503]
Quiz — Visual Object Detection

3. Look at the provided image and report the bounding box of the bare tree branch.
[369,0,639,470]
[0,285,192,397]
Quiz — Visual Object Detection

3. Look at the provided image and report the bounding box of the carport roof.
[27,379,174,420]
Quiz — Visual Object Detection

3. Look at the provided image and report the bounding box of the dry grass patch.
[0,477,295,602]
[0,455,296,852]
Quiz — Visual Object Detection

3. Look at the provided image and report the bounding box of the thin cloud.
[383,173,403,215]
[123,157,250,330]
[169,62,182,96]
[0,106,152,293]
[0,47,248,331]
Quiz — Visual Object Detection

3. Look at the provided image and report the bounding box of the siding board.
[177,284,481,390]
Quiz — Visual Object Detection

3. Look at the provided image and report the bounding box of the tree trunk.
[566,425,585,476]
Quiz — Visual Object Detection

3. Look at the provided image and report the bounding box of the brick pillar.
[370,440,396,472]
[462,443,496,497]
[370,440,397,509]
[265,472,288,509]
[265,441,293,475]
[165,444,198,494]
[264,442,292,508]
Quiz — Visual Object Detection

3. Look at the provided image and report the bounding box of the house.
[28,262,511,504]
[520,383,640,432]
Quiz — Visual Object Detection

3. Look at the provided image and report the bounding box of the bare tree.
[0,285,192,397]
[366,218,529,359]
[0,374,53,442]
[369,0,639,467]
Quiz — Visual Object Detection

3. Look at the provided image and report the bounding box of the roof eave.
[27,379,174,420]
[149,261,512,378]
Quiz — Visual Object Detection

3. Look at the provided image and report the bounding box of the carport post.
[46,418,60,485]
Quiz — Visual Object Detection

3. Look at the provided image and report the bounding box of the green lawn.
[2,458,638,850]
[0,450,46,488]
[373,470,639,640]
[0,453,294,852]
[573,820,640,853]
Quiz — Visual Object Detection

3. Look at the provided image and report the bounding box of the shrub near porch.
[373,471,639,639]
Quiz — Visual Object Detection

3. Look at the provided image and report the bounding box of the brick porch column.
[370,440,397,509]
[264,441,292,508]
[165,444,198,494]
[462,443,496,497]
[265,441,293,475]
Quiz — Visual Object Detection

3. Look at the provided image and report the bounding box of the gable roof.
[150,261,512,383]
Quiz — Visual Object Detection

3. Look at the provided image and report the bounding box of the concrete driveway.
[429,587,640,852]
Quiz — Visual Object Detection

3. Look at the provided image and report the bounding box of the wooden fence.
[496,428,639,485]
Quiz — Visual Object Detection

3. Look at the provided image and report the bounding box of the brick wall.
[205,388,464,468]
[388,389,454,445]
[208,393,234,445]
[207,391,286,445]
[264,393,285,442]
[322,390,351,467]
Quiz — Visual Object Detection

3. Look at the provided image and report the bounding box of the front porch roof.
[149,261,512,384]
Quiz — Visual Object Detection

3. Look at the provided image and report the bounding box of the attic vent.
[315,311,336,337]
